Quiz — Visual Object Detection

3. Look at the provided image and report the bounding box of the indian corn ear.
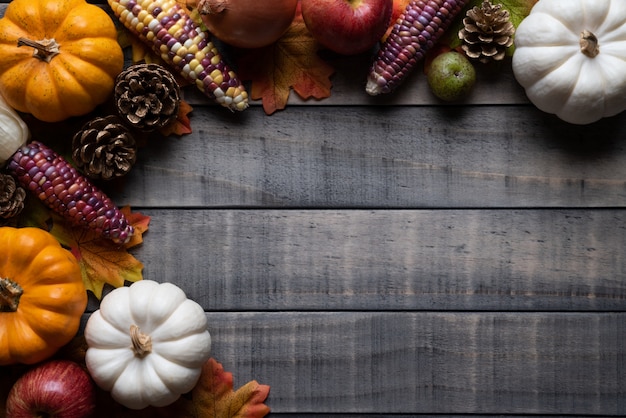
[7,141,134,245]
[108,0,249,111]
[366,0,469,95]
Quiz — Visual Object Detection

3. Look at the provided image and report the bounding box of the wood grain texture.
[4,2,626,417]
[105,105,626,209]
[264,416,615,418]
[264,416,607,418]
[115,209,626,312]
[202,311,626,415]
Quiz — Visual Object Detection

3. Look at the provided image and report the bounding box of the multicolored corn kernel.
[6,141,134,245]
[108,0,248,111]
[366,0,469,95]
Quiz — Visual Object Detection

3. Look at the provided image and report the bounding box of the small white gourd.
[512,0,626,124]
[84,280,212,410]
[0,92,28,164]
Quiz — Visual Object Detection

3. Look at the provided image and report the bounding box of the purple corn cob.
[366,0,469,95]
[6,141,134,245]
[108,0,248,111]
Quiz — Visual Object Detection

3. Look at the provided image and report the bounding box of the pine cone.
[114,63,181,131]
[459,0,515,64]
[0,173,26,221]
[72,115,137,180]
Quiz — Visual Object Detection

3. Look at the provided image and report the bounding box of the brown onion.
[196,0,299,48]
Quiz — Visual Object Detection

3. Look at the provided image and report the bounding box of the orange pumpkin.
[0,227,87,365]
[0,0,124,122]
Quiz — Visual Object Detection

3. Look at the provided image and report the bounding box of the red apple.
[6,360,96,418]
[301,0,394,55]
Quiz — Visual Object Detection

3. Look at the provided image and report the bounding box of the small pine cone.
[459,0,515,64]
[6,141,134,245]
[72,115,137,180]
[0,173,26,220]
[115,63,181,132]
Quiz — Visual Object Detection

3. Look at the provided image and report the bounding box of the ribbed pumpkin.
[0,227,87,365]
[85,280,212,409]
[0,91,29,165]
[0,0,124,122]
[512,0,626,124]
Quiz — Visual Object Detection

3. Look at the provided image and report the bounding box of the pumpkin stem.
[17,37,60,63]
[130,324,152,358]
[580,30,599,58]
[0,277,23,313]
[198,0,227,14]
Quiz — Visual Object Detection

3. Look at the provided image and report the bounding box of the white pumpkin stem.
[130,324,153,357]
[198,0,227,14]
[17,37,61,63]
[580,30,599,58]
[0,277,23,313]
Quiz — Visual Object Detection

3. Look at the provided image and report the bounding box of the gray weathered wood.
[118,209,626,312]
[203,311,626,415]
[266,416,610,418]
[267,416,602,418]
[4,2,626,417]
[107,105,626,209]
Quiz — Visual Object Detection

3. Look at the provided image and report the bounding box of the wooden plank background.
[2,1,626,416]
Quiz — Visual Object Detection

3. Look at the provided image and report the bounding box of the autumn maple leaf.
[49,207,150,299]
[236,10,335,115]
[190,358,271,418]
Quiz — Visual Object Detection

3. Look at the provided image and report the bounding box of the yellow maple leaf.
[50,207,149,299]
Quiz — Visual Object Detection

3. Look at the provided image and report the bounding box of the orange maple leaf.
[49,207,150,299]
[236,10,335,115]
[191,358,271,418]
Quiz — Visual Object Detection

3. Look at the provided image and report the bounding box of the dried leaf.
[192,358,271,418]
[237,10,334,115]
[160,100,194,137]
[49,207,150,299]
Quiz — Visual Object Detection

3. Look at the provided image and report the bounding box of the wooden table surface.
[3,1,626,416]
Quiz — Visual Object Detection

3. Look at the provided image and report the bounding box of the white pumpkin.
[84,280,212,410]
[512,0,626,124]
[0,92,28,164]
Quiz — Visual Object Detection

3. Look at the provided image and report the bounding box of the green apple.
[427,51,476,102]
